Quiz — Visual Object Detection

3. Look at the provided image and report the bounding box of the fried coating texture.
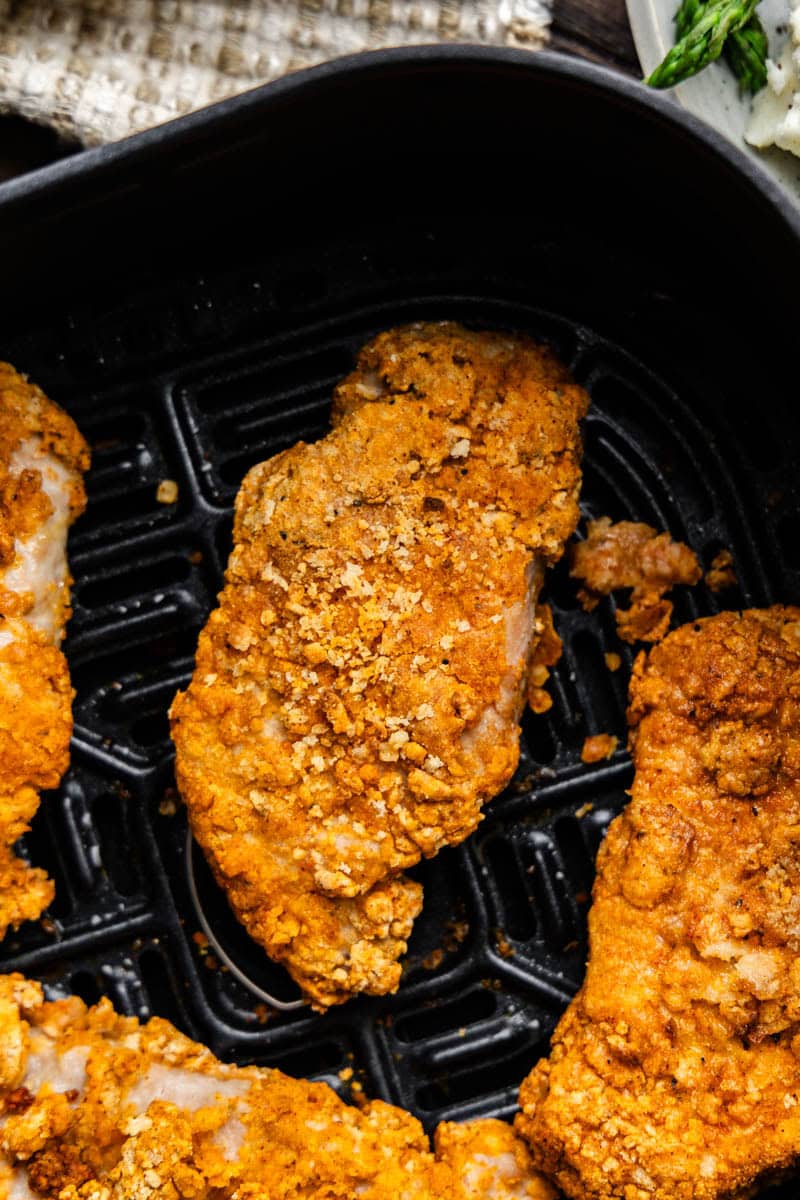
[0,365,89,939]
[579,733,617,764]
[516,607,800,1200]
[435,1119,558,1198]
[570,517,701,643]
[706,549,737,594]
[171,322,587,1008]
[0,972,549,1200]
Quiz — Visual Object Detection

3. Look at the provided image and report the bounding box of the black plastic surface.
[0,48,799,1193]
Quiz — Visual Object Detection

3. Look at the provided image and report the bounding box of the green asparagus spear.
[725,13,769,93]
[647,0,760,89]
[675,0,704,39]
[671,0,768,93]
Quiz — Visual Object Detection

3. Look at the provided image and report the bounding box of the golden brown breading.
[435,1118,558,1199]
[0,972,549,1200]
[516,607,800,1200]
[570,517,701,643]
[0,366,89,940]
[171,322,587,1008]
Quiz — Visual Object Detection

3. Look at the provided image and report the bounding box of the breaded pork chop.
[0,972,552,1200]
[516,607,800,1200]
[0,366,89,939]
[171,322,587,1007]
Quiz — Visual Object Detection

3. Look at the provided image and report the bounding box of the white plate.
[626,0,800,206]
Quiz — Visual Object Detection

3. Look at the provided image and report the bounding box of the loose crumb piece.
[494,929,515,959]
[570,517,701,643]
[527,603,563,713]
[158,790,178,816]
[705,548,737,593]
[528,688,553,715]
[574,802,594,819]
[338,1066,354,1082]
[443,918,470,953]
[581,733,618,764]
[528,686,553,714]
[422,947,445,971]
[156,478,179,504]
[604,651,621,672]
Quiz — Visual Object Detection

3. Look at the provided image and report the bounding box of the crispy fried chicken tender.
[0,366,89,939]
[0,973,549,1200]
[516,607,800,1200]
[171,322,587,1007]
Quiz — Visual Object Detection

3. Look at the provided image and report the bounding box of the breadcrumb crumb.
[156,479,179,504]
[705,548,737,593]
[580,734,618,764]
[494,929,515,959]
[570,517,701,644]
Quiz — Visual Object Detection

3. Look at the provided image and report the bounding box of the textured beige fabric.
[0,1,551,145]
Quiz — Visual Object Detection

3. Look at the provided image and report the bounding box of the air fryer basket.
[1,48,799,1192]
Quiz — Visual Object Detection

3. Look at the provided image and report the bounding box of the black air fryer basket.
[1,48,799,1195]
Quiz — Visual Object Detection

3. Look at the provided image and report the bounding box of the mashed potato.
[746,4,800,156]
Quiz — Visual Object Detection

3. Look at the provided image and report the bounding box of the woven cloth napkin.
[0,1,551,145]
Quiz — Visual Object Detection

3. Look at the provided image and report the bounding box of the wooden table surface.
[551,0,638,70]
[0,0,639,182]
